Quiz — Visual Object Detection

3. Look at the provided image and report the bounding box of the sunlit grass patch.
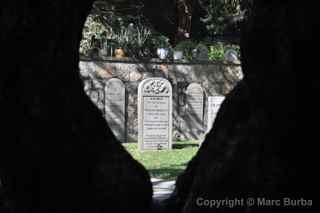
[123,141,199,180]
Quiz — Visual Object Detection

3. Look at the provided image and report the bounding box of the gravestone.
[89,79,105,112]
[105,78,126,142]
[207,96,225,133]
[138,78,172,151]
[195,44,209,61]
[185,83,205,140]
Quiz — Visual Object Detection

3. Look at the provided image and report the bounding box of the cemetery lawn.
[123,141,199,180]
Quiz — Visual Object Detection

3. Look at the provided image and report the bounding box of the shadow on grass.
[149,168,184,180]
[172,143,199,149]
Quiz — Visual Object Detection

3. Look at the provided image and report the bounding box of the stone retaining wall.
[79,58,243,142]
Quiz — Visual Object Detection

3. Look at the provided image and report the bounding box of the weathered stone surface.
[79,61,242,142]
[138,78,173,150]
[96,67,113,78]
[129,70,143,81]
[206,96,225,133]
[184,83,205,140]
[105,78,126,142]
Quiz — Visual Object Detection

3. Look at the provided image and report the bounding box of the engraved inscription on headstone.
[105,78,126,142]
[207,96,225,133]
[138,78,172,151]
[185,83,204,140]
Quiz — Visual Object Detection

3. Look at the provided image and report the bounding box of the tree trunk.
[0,1,314,213]
[165,2,311,213]
[0,1,152,212]
[141,0,206,45]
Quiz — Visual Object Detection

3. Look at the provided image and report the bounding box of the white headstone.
[207,96,225,133]
[105,78,126,142]
[185,83,205,140]
[138,78,172,151]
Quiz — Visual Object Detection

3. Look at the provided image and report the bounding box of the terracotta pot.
[114,48,125,58]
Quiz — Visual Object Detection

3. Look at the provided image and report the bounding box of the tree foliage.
[80,14,108,56]
[80,0,157,57]
[80,0,250,57]
[200,0,242,37]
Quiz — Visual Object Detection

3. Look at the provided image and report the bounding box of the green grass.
[123,141,199,180]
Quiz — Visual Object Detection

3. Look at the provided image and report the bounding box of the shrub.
[174,40,198,61]
[208,43,225,60]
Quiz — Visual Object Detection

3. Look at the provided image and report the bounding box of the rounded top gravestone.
[138,78,173,151]
[195,44,209,61]
[185,83,205,141]
[105,78,126,142]
[206,96,225,134]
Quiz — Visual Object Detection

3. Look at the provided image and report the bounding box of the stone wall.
[79,58,243,142]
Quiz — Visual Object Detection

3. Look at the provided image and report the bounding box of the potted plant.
[155,35,171,60]
[157,48,169,60]
[129,25,152,58]
[173,43,184,60]
[111,28,130,58]
[114,47,125,58]
[224,48,239,63]
[173,40,197,61]
[208,42,225,60]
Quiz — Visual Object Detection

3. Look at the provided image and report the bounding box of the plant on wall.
[135,26,152,47]
[208,43,225,60]
[153,35,171,49]
[126,25,152,58]
[174,40,197,61]
[80,12,160,58]
[80,14,108,56]
[208,42,240,60]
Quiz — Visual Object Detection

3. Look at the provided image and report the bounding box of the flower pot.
[224,49,239,63]
[192,48,198,59]
[157,48,169,60]
[114,48,125,58]
[173,50,183,60]
[99,48,108,57]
